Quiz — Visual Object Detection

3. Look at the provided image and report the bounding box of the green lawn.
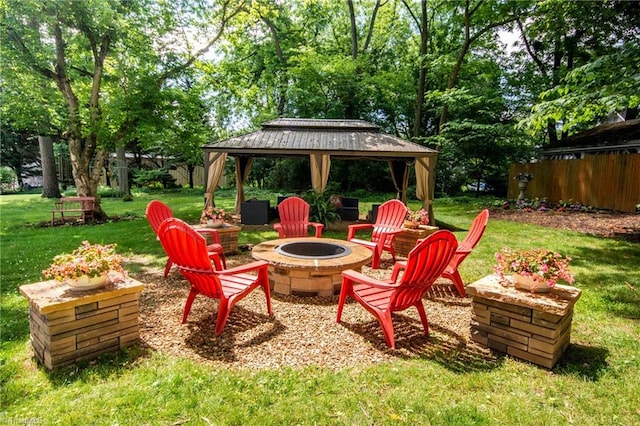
[1,190,639,425]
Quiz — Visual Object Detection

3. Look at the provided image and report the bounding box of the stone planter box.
[19,278,144,370]
[196,224,242,255]
[393,225,439,257]
[467,274,581,369]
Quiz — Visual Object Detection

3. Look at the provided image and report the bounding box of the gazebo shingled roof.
[202,118,439,221]
[206,118,436,159]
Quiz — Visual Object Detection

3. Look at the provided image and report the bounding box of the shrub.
[303,191,341,225]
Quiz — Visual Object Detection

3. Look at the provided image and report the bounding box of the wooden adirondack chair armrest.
[195,228,222,244]
[342,269,398,289]
[390,260,407,282]
[309,222,324,237]
[217,260,269,276]
[349,238,376,250]
[347,223,373,240]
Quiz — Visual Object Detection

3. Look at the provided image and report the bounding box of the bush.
[132,168,178,189]
[303,191,341,225]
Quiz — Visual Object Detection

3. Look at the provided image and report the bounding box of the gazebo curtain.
[203,150,437,224]
[310,154,331,194]
[204,152,227,207]
[416,156,436,225]
[234,155,253,213]
[389,160,410,204]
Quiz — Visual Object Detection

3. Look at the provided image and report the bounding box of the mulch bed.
[136,255,493,371]
[489,208,640,243]
[134,208,638,371]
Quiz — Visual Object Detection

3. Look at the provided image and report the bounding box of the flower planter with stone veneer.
[20,278,144,370]
[467,274,581,369]
[393,225,439,257]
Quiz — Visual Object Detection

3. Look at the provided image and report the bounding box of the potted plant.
[200,206,230,227]
[404,208,429,229]
[42,241,127,291]
[495,247,575,292]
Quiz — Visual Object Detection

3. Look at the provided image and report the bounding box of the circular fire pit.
[275,241,352,259]
[252,238,372,297]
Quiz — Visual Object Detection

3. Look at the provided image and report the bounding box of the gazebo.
[202,118,439,222]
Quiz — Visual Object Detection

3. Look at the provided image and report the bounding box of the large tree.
[3,0,244,214]
[510,0,640,141]
[3,0,128,214]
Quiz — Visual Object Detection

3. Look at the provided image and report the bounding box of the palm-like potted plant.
[42,241,127,291]
[495,247,575,292]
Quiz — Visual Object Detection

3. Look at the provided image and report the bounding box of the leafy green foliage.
[302,190,341,226]
[131,168,177,189]
[507,0,639,140]
[525,43,640,135]
[0,128,40,187]
[4,0,637,201]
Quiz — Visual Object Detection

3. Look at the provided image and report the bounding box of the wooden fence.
[168,165,204,187]
[509,153,640,212]
[169,165,230,188]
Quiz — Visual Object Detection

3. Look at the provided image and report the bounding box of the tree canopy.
[2,0,637,202]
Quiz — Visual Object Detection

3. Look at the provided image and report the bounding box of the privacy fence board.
[509,153,640,212]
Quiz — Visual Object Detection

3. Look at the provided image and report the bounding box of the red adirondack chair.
[347,199,408,269]
[440,209,489,297]
[157,217,272,335]
[145,200,226,276]
[273,196,324,238]
[337,230,458,349]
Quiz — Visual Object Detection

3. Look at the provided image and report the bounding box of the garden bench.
[51,196,96,225]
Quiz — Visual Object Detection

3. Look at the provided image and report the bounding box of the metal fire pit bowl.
[275,241,352,260]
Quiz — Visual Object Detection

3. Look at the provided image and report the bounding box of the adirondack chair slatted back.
[277,196,312,238]
[371,200,408,245]
[391,230,458,310]
[458,209,489,252]
[441,209,489,297]
[158,218,223,299]
[145,200,173,234]
[146,200,227,274]
[346,199,407,269]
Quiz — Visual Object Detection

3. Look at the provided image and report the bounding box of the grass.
[1,189,639,425]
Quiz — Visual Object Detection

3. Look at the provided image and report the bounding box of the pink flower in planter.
[495,247,575,288]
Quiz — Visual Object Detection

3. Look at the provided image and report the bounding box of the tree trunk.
[188,164,195,189]
[348,0,358,59]
[38,135,61,198]
[439,0,472,132]
[69,135,108,219]
[412,0,429,138]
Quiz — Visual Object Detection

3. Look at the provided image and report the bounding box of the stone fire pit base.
[268,264,352,297]
[252,238,372,297]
